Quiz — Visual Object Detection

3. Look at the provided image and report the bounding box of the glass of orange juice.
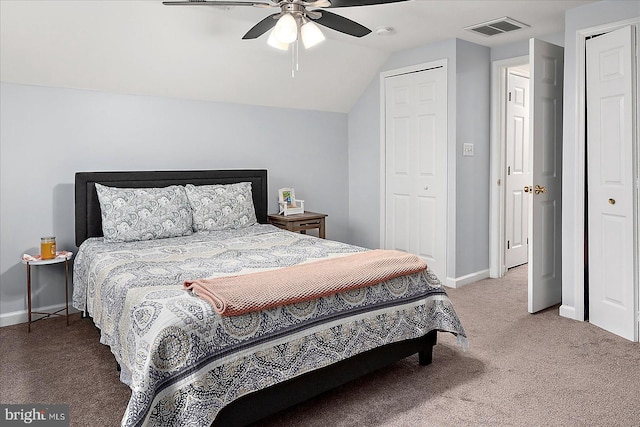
[40,237,56,260]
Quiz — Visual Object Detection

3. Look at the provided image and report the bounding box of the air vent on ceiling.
[465,17,529,37]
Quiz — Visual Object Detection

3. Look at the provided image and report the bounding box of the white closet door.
[587,25,637,341]
[384,65,447,280]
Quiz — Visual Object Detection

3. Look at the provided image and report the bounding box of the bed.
[73,169,466,427]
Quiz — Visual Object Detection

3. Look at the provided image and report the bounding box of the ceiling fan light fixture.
[301,20,325,49]
[273,13,298,44]
[267,30,290,50]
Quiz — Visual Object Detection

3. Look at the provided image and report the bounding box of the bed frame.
[74,169,437,427]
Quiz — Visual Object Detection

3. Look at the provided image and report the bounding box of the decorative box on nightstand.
[279,200,305,216]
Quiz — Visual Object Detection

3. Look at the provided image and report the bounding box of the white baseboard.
[0,303,79,328]
[445,269,490,289]
[559,304,580,321]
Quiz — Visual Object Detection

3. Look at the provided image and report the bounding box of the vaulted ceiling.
[0,0,594,113]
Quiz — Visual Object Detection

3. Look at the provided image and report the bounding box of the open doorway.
[504,63,530,270]
[489,55,529,278]
[490,40,564,314]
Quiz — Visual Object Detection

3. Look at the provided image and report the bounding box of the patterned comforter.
[73,224,466,426]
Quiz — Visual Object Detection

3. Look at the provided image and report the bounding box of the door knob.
[534,184,547,195]
[608,198,616,205]
[523,186,532,193]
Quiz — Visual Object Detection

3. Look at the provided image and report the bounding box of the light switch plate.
[463,143,474,156]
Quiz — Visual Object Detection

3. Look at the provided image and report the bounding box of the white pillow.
[95,183,193,243]
[185,182,257,232]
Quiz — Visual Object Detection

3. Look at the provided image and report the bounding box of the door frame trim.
[489,55,529,279]
[562,18,639,327]
[379,59,451,284]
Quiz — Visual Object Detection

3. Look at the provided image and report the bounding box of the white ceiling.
[0,0,594,113]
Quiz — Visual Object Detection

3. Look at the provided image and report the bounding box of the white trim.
[636,24,640,343]
[489,55,529,279]
[559,304,576,319]
[564,17,640,323]
[0,303,79,328]
[379,59,450,280]
[445,269,490,289]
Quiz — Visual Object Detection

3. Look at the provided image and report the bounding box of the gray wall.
[0,82,349,321]
[5,0,630,325]
[454,39,491,277]
[491,32,565,61]
[348,38,491,281]
[348,38,457,254]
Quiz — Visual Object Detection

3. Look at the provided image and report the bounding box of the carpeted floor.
[1,265,638,426]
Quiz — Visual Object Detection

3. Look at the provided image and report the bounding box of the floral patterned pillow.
[95,183,193,243]
[185,182,257,232]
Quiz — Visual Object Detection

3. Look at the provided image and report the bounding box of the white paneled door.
[587,26,638,341]
[527,39,564,313]
[505,71,531,269]
[384,65,447,280]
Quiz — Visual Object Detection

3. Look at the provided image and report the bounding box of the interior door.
[505,71,531,269]
[527,39,564,313]
[384,65,447,280]
[586,26,637,341]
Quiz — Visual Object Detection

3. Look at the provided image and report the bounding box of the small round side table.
[21,252,73,333]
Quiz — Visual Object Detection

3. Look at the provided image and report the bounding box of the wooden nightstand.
[268,211,327,239]
[21,252,72,332]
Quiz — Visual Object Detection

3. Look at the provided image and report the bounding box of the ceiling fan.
[162,0,408,50]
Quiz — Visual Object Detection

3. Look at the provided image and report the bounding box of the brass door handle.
[534,184,546,195]
[609,198,616,205]
[524,186,532,193]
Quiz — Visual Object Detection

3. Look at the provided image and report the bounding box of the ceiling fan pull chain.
[291,43,295,77]
[291,39,299,77]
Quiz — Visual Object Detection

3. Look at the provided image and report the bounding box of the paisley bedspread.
[72,224,466,427]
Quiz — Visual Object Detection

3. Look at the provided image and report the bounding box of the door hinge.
[508,166,511,176]
[507,240,510,249]
[527,238,529,245]
[508,92,512,102]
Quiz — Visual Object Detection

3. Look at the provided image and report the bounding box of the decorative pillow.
[185,182,257,232]
[95,183,193,243]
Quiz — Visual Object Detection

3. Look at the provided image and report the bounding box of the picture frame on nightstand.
[278,188,304,216]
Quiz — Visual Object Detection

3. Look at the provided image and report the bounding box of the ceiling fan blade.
[163,1,273,7]
[301,0,332,7]
[313,10,371,37]
[242,13,280,39]
[324,0,408,8]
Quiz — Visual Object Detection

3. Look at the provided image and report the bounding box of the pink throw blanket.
[184,249,427,316]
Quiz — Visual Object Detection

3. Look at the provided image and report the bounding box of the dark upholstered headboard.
[74,169,268,247]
